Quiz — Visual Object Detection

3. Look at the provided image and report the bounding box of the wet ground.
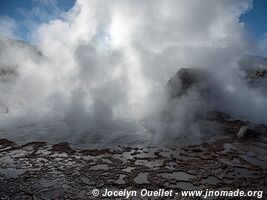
[0,135,266,199]
[0,112,267,199]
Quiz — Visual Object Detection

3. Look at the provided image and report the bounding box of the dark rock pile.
[166,68,213,99]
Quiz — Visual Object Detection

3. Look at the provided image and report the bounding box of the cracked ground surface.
[0,113,267,200]
[0,136,266,199]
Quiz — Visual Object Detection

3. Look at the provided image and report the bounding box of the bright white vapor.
[0,16,18,38]
[1,0,266,145]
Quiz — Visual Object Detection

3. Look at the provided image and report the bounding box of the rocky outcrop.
[52,142,75,154]
[239,55,267,93]
[237,125,267,139]
[165,67,267,139]
[166,55,267,100]
[166,68,213,99]
[237,126,258,139]
[239,55,267,72]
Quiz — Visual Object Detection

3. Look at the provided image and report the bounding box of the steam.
[0,0,266,144]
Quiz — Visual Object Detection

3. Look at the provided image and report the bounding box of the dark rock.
[239,55,267,73]
[191,148,203,153]
[80,148,111,156]
[0,138,16,148]
[52,142,75,154]
[170,154,176,162]
[205,111,231,122]
[239,55,267,93]
[236,126,261,139]
[21,141,46,148]
[166,68,212,99]
[254,125,267,136]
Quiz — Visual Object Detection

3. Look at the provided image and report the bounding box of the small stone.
[52,142,75,154]
[170,154,176,162]
[237,126,259,139]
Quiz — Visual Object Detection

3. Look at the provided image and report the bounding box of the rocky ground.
[0,54,267,199]
[0,112,266,200]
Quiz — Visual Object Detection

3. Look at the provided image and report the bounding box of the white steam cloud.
[0,0,266,145]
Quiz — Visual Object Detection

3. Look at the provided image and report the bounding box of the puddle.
[101,158,112,164]
[135,159,163,169]
[122,167,135,173]
[222,143,236,153]
[134,172,149,184]
[115,174,126,184]
[232,167,256,178]
[175,182,201,190]
[89,164,109,170]
[200,175,220,185]
[81,176,95,185]
[240,155,267,169]
[0,168,26,178]
[160,171,194,181]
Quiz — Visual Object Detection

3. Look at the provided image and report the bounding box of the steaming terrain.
[0,37,267,199]
[1,36,267,148]
[1,0,267,198]
[1,0,267,148]
[0,38,267,199]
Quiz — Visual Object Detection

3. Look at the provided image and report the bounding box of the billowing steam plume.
[0,0,266,145]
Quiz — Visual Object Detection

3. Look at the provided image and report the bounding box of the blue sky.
[240,0,267,40]
[0,0,266,55]
[0,0,75,18]
[0,0,75,41]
